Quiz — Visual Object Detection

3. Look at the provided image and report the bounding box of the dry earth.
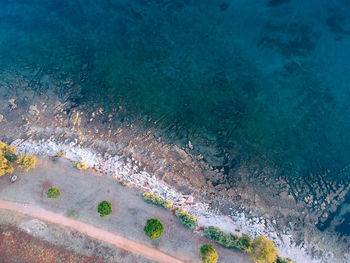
[0,157,250,263]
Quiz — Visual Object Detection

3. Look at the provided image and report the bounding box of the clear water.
[1,1,350,187]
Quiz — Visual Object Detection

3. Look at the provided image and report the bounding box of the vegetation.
[97,201,112,217]
[276,257,294,263]
[17,154,37,172]
[175,208,197,230]
[144,218,165,240]
[204,226,252,252]
[0,155,14,176]
[142,192,173,209]
[0,142,38,175]
[74,161,89,170]
[47,187,60,199]
[200,244,218,263]
[3,147,18,163]
[0,141,16,176]
[65,209,79,219]
[238,234,253,252]
[55,151,65,157]
[52,151,65,162]
[250,235,278,263]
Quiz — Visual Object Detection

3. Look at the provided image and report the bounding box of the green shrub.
[237,234,253,252]
[277,257,294,263]
[175,208,197,230]
[204,226,239,248]
[98,201,112,217]
[204,226,224,241]
[200,244,218,263]
[204,226,283,262]
[250,235,278,263]
[142,192,173,209]
[4,149,18,163]
[144,218,164,240]
[47,187,60,199]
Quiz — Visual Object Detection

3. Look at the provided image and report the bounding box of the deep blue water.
[1,1,350,184]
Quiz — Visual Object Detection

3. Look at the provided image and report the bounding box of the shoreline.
[0,97,348,262]
[10,136,333,263]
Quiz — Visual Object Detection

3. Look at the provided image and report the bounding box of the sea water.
[1,0,350,236]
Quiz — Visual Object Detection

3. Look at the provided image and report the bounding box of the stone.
[29,105,40,116]
[8,99,17,110]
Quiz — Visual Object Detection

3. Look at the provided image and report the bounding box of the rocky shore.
[0,93,349,263]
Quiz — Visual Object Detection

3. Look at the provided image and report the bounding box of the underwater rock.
[29,105,40,116]
[8,99,17,110]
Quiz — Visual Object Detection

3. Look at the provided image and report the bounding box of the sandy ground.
[0,210,155,263]
[0,220,106,263]
[0,200,182,263]
[0,157,251,263]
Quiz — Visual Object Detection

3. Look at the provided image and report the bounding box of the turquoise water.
[1,1,350,182]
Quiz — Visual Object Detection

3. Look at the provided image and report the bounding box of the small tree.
[17,154,37,172]
[144,218,164,240]
[250,235,278,263]
[200,244,218,263]
[0,141,16,176]
[98,201,112,217]
[47,187,60,199]
[0,155,14,176]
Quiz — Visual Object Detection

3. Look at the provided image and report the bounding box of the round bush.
[144,218,164,240]
[47,187,60,199]
[200,244,218,263]
[250,235,278,263]
[98,201,112,217]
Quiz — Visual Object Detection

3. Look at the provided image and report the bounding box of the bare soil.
[0,158,250,263]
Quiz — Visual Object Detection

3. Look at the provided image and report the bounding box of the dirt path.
[0,199,184,263]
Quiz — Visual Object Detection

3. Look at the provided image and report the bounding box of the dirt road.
[0,199,184,263]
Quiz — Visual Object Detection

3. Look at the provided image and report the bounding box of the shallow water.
[1,0,350,226]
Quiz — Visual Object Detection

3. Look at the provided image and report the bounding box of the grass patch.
[65,209,79,219]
